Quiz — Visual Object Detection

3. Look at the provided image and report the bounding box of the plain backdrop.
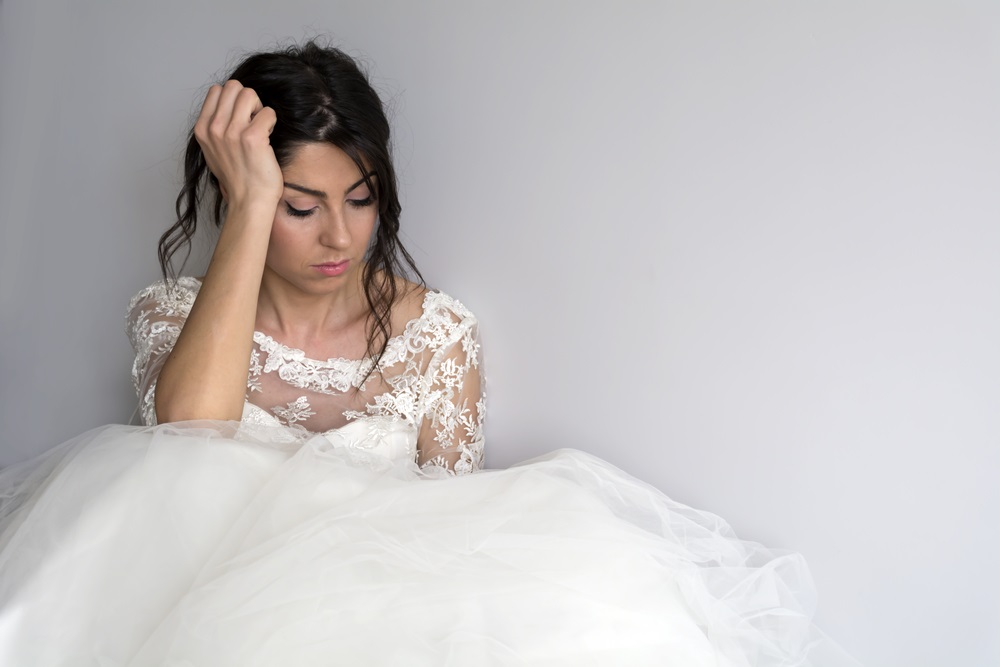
[2,2,998,665]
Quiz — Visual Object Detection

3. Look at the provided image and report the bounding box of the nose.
[318,210,351,249]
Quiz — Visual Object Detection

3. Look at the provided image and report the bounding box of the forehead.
[283,143,369,186]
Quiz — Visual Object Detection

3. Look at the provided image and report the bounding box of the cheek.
[265,223,303,265]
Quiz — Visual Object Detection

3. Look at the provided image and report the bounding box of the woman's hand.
[194,80,283,212]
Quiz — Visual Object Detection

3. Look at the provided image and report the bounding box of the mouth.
[312,260,350,277]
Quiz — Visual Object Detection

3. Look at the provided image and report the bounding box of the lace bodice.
[126,277,485,475]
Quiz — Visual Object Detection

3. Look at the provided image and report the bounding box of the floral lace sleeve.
[125,278,200,426]
[416,312,486,476]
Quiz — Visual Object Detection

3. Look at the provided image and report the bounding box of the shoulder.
[125,277,202,352]
[421,290,477,326]
[390,278,478,333]
[414,289,481,360]
[387,278,479,347]
[125,277,203,339]
[127,276,202,313]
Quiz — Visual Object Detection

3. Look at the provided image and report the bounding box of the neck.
[255,266,369,342]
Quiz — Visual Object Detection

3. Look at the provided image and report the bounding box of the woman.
[0,41,858,666]
[133,41,483,474]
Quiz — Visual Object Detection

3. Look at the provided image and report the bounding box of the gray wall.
[2,2,998,665]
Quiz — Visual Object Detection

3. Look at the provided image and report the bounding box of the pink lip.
[313,260,349,277]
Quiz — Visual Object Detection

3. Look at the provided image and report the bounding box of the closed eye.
[285,203,317,218]
[348,195,375,209]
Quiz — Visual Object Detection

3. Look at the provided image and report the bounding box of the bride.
[0,41,858,666]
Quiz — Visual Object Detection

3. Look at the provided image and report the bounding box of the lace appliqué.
[126,278,200,427]
[271,396,316,426]
[344,293,486,476]
[422,323,485,476]
[247,349,263,393]
[254,333,376,394]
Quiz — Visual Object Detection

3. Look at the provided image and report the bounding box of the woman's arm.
[153,81,282,423]
[417,312,486,475]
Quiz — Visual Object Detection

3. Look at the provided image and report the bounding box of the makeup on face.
[263,143,381,293]
[312,260,350,277]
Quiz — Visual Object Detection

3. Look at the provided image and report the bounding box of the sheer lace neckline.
[182,276,434,367]
[251,290,434,368]
[245,279,437,395]
[253,332,370,368]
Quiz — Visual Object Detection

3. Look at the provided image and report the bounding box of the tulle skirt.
[0,422,858,666]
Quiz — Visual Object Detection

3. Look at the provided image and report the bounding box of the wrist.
[223,197,279,226]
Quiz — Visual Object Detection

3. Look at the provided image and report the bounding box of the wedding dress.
[0,278,859,666]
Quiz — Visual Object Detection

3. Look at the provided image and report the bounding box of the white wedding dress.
[0,279,859,666]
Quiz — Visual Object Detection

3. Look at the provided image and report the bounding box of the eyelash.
[285,204,315,218]
[284,196,375,218]
[348,196,375,209]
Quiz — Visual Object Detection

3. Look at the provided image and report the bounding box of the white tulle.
[0,421,859,666]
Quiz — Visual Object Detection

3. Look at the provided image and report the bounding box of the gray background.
[2,1,998,665]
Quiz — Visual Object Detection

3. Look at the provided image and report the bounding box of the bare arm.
[154,81,283,423]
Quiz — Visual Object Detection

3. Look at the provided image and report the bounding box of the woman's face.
[264,142,378,297]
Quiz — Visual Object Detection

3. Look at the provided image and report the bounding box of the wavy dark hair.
[158,40,424,375]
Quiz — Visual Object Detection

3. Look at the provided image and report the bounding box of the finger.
[249,106,277,137]
[194,84,223,137]
[233,87,263,126]
[210,79,245,136]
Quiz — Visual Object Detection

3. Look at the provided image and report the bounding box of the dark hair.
[159,40,424,374]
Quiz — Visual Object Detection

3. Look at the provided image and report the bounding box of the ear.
[219,181,229,203]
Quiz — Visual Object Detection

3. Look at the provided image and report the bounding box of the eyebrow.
[284,172,377,199]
